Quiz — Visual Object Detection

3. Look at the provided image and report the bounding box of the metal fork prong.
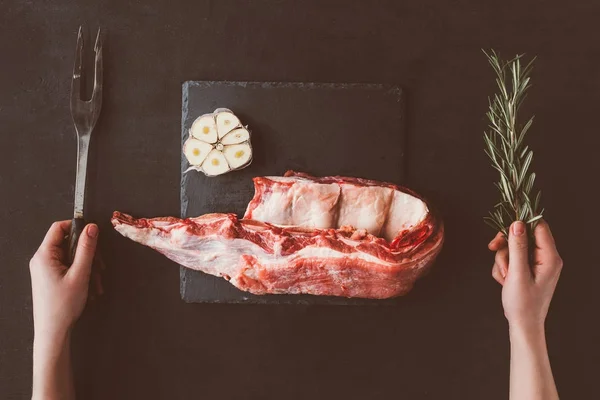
[71,26,84,104]
[91,27,103,107]
[94,27,101,52]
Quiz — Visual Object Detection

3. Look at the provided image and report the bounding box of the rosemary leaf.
[534,191,542,213]
[524,172,536,194]
[518,151,534,188]
[527,215,543,224]
[516,117,534,149]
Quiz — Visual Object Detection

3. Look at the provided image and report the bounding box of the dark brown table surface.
[1,1,598,399]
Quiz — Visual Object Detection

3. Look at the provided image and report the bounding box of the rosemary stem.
[483,49,543,253]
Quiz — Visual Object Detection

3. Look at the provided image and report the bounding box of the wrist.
[32,329,74,400]
[509,321,546,346]
[33,325,71,358]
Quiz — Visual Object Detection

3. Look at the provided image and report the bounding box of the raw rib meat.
[112,171,444,299]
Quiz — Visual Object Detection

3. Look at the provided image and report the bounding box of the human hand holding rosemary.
[484,51,560,399]
[483,50,544,246]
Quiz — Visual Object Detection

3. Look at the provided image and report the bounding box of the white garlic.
[223,143,253,169]
[184,108,253,177]
[221,128,250,145]
[215,111,240,138]
[201,149,231,176]
[183,138,213,166]
[190,114,218,144]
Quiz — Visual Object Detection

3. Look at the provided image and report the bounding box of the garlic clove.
[215,111,240,138]
[190,114,218,143]
[221,128,250,145]
[201,149,231,176]
[223,143,253,170]
[183,138,213,166]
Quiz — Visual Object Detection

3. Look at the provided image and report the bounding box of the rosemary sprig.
[483,50,544,244]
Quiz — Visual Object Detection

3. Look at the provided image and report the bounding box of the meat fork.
[67,26,103,264]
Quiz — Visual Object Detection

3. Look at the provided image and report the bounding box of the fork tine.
[94,27,102,52]
[71,26,84,105]
[91,27,103,107]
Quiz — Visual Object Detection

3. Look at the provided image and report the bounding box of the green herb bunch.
[483,50,543,243]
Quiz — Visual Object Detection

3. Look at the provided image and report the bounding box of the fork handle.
[67,217,86,265]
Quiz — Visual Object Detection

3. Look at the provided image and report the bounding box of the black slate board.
[180,81,405,304]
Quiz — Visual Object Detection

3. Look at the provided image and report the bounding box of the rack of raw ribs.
[112,171,444,299]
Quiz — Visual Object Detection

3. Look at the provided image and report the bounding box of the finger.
[488,239,506,251]
[35,220,72,263]
[495,247,509,278]
[67,224,99,283]
[39,220,71,253]
[533,220,559,258]
[488,232,508,251]
[488,231,503,247]
[492,263,505,285]
[532,220,563,281]
[507,221,531,279]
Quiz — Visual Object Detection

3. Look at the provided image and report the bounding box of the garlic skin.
[183,108,253,177]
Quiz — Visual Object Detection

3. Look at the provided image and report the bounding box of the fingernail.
[500,266,507,278]
[512,221,525,236]
[87,224,99,238]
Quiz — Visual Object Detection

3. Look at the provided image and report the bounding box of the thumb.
[507,221,531,279]
[68,224,98,283]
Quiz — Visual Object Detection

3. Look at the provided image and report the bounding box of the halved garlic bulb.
[223,143,252,169]
[216,111,240,138]
[183,138,213,166]
[183,108,253,177]
[221,128,250,145]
